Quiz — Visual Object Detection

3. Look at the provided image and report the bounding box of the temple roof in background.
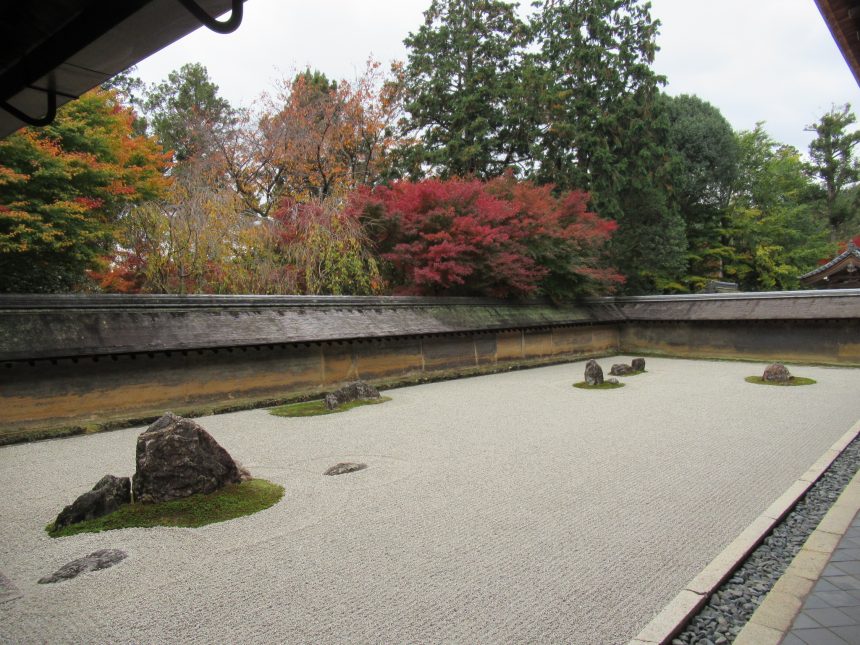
[800,241,860,288]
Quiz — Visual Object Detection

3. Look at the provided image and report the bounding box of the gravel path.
[1,357,859,644]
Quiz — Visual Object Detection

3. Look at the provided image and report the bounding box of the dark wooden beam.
[815,0,860,86]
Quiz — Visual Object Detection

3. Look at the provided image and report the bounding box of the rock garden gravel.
[1,357,858,644]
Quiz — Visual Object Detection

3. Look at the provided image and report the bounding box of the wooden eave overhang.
[0,1,244,138]
[815,0,860,86]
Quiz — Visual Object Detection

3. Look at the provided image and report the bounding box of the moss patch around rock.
[744,376,817,386]
[573,381,625,390]
[269,396,391,418]
[46,479,284,538]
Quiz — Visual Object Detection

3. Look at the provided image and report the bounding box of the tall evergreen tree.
[144,63,234,163]
[661,94,739,288]
[400,0,530,178]
[805,103,860,239]
[531,0,686,292]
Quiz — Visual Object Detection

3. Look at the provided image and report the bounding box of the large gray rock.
[609,363,634,376]
[53,475,131,530]
[38,550,127,584]
[324,381,380,410]
[762,363,791,382]
[584,360,604,386]
[631,358,646,372]
[133,413,243,504]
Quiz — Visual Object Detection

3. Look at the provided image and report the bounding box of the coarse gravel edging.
[627,418,860,645]
[733,468,860,645]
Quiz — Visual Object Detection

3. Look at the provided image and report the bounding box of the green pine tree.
[400,0,531,178]
[531,0,686,293]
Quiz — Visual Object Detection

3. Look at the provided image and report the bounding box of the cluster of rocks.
[762,362,792,382]
[673,435,860,644]
[324,381,380,410]
[583,358,645,385]
[52,412,249,530]
[611,357,645,376]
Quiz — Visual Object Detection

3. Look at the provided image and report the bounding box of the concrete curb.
[627,419,860,645]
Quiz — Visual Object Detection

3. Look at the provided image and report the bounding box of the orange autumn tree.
[216,61,403,217]
[98,155,296,295]
[0,89,169,292]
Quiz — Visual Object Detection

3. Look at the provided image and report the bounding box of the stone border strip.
[627,419,860,645]
[733,465,860,644]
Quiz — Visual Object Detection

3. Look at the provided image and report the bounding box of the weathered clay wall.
[620,319,860,365]
[1,290,858,444]
[0,324,619,442]
[610,290,860,366]
[0,294,618,361]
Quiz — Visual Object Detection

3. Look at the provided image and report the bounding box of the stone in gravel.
[324,462,368,476]
[606,378,620,385]
[133,413,243,504]
[632,358,646,371]
[38,549,127,584]
[762,363,791,382]
[609,363,634,376]
[324,381,380,410]
[584,359,603,386]
[0,572,21,603]
[53,474,131,530]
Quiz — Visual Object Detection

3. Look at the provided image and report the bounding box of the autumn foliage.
[218,61,402,218]
[270,198,384,295]
[347,175,622,299]
[0,89,169,292]
[1,64,626,298]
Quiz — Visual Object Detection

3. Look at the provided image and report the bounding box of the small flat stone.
[323,462,368,476]
[38,549,128,584]
[0,573,21,603]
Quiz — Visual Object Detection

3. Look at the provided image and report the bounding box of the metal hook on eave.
[0,82,57,128]
[178,0,244,34]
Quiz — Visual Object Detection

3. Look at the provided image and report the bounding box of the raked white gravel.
[1,357,859,644]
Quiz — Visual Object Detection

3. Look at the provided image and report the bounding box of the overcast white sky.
[133,0,860,153]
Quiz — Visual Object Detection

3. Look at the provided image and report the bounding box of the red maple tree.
[347,174,623,299]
